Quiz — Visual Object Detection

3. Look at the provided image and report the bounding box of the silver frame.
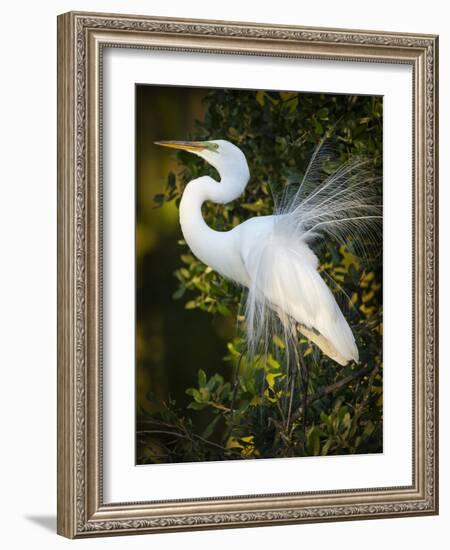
[57,11,439,538]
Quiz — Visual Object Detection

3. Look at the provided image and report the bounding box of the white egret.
[155,139,381,367]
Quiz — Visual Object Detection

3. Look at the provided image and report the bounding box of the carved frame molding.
[57,11,438,538]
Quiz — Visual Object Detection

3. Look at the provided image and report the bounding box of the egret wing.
[239,218,358,366]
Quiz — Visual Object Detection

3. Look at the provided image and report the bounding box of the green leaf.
[198,369,207,387]
[317,107,329,119]
[342,412,351,430]
[363,420,375,438]
[272,334,286,350]
[167,171,176,190]
[256,91,266,106]
[337,406,349,420]
[199,387,210,401]
[241,199,265,212]
[216,302,232,316]
[321,439,332,456]
[332,396,345,413]
[307,427,321,456]
[180,254,194,264]
[172,287,185,299]
[266,354,280,370]
[189,388,202,402]
[153,193,165,206]
[228,127,240,139]
[187,402,207,410]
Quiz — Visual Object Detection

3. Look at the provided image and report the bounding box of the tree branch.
[292,363,379,422]
[137,429,227,451]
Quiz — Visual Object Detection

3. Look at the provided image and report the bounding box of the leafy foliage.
[137,89,382,464]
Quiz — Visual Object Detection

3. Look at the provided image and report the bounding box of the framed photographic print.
[57,11,439,538]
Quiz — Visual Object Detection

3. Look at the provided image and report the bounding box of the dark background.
[136,86,233,414]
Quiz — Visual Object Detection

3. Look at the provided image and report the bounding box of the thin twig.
[137,429,227,451]
[230,348,246,413]
[285,369,296,433]
[207,402,231,412]
[225,348,247,443]
[353,363,381,424]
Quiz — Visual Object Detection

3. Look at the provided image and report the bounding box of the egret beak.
[154,140,208,153]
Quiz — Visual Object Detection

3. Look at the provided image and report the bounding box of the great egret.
[155,139,381,367]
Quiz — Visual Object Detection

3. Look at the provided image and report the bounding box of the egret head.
[155,139,249,180]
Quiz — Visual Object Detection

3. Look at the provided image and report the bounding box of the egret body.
[156,139,380,366]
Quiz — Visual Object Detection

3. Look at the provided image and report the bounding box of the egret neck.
[179,168,250,284]
[154,140,251,283]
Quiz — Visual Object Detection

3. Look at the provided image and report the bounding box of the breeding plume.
[155,139,381,366]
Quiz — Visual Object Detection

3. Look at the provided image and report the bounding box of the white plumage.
[155,139,381,367]
[239,217,358,365]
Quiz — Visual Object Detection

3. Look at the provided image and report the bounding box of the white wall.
[0,1,446,548]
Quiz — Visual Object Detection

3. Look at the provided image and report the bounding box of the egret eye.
[204,142,219,153]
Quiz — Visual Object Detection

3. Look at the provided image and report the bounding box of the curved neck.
[204,175,248,204]
[178,169,249,275]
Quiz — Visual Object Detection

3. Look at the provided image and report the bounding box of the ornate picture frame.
[57,11,438,538]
